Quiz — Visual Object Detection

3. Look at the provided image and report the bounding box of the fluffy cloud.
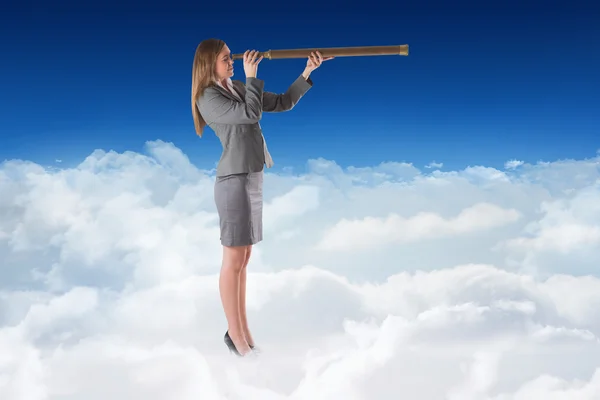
[316,202,521,251]
[1,140,599,399]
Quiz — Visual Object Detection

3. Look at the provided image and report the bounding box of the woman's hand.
[243,50,263,78]
[302,51,334,79]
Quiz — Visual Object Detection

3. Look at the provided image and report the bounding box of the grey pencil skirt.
[214,170,264,247]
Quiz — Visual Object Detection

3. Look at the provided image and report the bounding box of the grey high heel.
[224,331,241,356]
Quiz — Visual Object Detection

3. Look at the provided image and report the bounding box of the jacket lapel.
[212,81,244,102]
[231,81,244,101]
[213,84,238,101]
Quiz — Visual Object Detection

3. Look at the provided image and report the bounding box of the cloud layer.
[1,140,599,399]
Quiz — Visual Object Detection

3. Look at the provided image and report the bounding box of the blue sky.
[1,2,599,173]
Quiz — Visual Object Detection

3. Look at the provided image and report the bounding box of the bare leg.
[239,245,255,347]
[219,244,251,355]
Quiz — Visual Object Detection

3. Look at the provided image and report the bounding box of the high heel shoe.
[249,344,261,353]
[225,331,259,356]
[224,331,242,356]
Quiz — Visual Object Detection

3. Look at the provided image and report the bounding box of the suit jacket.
[197,74,313,177]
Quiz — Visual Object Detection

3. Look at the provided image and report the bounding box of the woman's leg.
[239,245,255,347]
[219,244,251,355]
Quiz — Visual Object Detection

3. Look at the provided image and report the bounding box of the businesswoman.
[191,38,331,356]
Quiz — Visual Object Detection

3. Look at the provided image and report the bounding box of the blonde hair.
[191,38,226,137]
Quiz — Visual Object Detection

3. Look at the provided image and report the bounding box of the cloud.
[316,202,521,251]
[425,161,443,169]
[0,141,599,399]
[505,160,524,169]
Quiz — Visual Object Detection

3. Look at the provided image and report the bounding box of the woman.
[191,38,331,357]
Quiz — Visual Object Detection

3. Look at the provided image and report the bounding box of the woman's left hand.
[305,51,334,73]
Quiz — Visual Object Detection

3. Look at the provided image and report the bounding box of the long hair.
[191,38,225,137]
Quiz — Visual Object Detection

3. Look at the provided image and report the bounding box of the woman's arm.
[197,77,264,124]
[262,51,332,113]
[262,74,313,113]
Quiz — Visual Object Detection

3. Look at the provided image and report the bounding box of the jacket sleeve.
[197,77,264,124]
[262,75,313,113]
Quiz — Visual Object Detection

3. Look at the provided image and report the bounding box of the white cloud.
[505,160,524,169]
[425,161,443,169]
[0,141,600,399]
[521,186,600,249]
[316,202,521,251]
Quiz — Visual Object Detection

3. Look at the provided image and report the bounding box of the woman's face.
[215,45,234,81]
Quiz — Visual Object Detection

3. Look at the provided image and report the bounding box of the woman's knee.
[242,245,253,269]
[223,245,250,272]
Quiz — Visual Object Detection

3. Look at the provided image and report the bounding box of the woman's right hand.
[243,50,263,78]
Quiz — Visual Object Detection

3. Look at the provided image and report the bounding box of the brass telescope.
[231,44,409,60]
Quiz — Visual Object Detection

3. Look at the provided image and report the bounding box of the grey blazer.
[197,74,313,177]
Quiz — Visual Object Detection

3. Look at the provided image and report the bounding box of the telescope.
[231,44,409,60]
